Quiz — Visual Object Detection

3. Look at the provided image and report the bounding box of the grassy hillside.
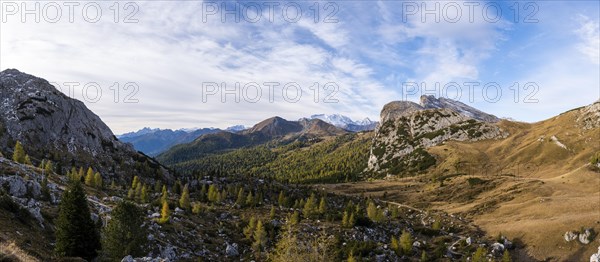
[320,104,600,261]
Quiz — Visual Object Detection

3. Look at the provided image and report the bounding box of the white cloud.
[575,15,600,65]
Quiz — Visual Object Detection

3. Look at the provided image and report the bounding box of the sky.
[1,0,599,134]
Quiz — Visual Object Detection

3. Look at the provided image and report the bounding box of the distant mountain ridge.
[305,114,377,131]
[157,116,347,165]
[119,128,221,156]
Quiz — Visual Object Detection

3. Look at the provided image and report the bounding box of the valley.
[0,69,598,262]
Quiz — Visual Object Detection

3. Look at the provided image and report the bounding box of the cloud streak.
[1,0,598,133]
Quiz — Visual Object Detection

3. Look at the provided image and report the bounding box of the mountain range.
[0,69,597,261]
[119,114,376,156]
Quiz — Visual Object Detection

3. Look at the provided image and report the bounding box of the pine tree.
[235,188,245,207]
[199,184,207,202]
[154,180,162,193]
[302,193,317,218]
[134,181,142,201]
[44,160,54,175]
[85,168,94,187]
[367,200,384,222]
[102,201,147,259]
[24,155,32,166]
[269,205,276,219]
[12,141,26,164]
[347,252,357,262]
[472,246,486,262]
[277,191,286,207]
[54,181,101,260]
[348,212,356,227]
[41,175,51,201]
[245,191,254,207]
[94,172,103,189]
[252,220,267,253]
[179,184,191,210]
[318,197,327,214]
[173,180,182,195]
[342,211,350,227]
[243,216,257,239]
[208,184,219,203]
[502,249,512,262]
[161,185,168,203]
[131,176,139,189]
[140,185,149,203]
[391,236,400,255]
[399,230,413,255]
[110,180,117,190]
[127,188,135,199]
[289,210,300,226]
[159,200,170,223]
[192,203,202,214]
[420,250,429,262]
[432,218,442,231]
[78,167,84,181]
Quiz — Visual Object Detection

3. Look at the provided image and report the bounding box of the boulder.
[590,246,600,262]
[503,238,513,249]
[580,228,595,245]
[225,243,239,257]
[565,231,578,242]
[121,255,134,262]
[466,237,473,245]
[160,245,176,260]
[3,176,27,197]
[491,242,505,256]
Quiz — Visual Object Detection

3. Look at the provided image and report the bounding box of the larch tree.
[179,184,191,210]
[12,141,26,164]
[93,172,103,189]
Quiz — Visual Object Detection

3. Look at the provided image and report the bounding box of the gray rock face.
[380,101,424,123]
[0,69,170,182]
[420,95,500,123]
[577,101,600,130]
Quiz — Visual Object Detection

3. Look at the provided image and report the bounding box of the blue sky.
[1,0,598,133]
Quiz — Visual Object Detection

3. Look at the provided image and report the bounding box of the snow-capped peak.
[306,114,378,132]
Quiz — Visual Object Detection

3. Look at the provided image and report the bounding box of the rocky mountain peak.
[368,95,507,175]
[380,101,424,122]
[0,69,169,181]
[244,116,303,137]
[419,95,500,123]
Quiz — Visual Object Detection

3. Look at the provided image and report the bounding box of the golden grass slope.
[322,103,600,261]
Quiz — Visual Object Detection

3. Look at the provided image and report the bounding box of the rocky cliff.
[0,69,170,182]
[367,97,507,176]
